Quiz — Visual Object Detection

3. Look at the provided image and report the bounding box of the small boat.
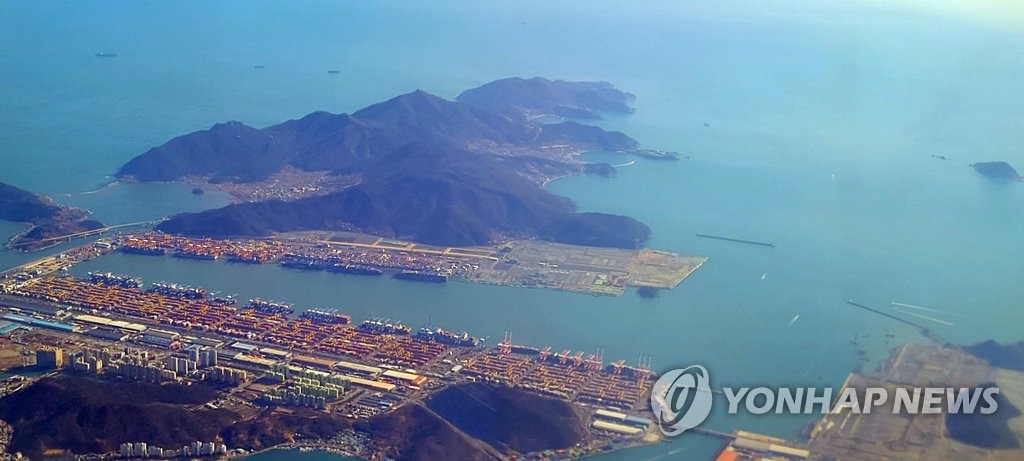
[253,65,266,69]
[95,52,117,58]
[327,70,340,74]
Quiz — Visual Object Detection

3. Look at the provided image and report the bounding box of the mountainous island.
[118,78,661,248]
[971,161,1022,181]
[456,77,635,120]
[0,181,103,250]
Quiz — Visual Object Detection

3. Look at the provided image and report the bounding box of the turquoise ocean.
[2,1,1022,459]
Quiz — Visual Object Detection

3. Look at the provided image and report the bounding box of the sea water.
[2,1,1023,459]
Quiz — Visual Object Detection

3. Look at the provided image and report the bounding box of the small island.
[971,161,1022,181]
[0,181,103,251]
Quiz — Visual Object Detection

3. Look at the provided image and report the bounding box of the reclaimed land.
[807,344,1024,460]
[111,232,706,296]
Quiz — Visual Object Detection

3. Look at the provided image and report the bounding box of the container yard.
[11,277,456,369]
[0,270,664,461]
[465,338,654,411]
[119,234,286,263]
[3,273,656,415]
[111,232,704,297]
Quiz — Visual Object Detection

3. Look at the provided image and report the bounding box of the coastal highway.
[303,239,500,261]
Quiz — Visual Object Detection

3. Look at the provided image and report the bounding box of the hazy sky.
[557,0,1024,34]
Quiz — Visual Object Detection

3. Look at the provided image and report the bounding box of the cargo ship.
[226,254,263,264]
[280,256,328,271]
[301,308,352,325]
[173,251,217,260]
[146,282,208,300]
[120,246,166,256]
[394,271,447,283]
[210,296,237,306]
[86,272,142,289]
[246,299,294,315]
[416,327,478,347]
[327,264,383,276]
[510,345,541,355]
[359,319,411,335]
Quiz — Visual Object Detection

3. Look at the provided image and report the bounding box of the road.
[305,239,500,261]
[6,219,161,250]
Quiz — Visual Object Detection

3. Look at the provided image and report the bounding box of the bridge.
[5,219,163,250]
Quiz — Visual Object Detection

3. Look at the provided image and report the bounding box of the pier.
[696,233,774,248]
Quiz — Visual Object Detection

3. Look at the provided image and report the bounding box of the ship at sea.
[246,298,294,315]
[146,282,208,300]
[416,327,479,347]
[358,319,411,335]
[86,272,142,289]
[300,308,352,325]
[327,264,383,276]
[394,271,447,283]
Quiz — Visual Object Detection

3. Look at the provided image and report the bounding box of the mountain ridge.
[124,78,656,248]
[0,180,104,250]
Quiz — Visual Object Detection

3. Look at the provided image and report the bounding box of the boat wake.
[893,307,953,327]
[613,160,636,168]
[890,301,954,316]
[644,447,689,461]
[68,180,119,196]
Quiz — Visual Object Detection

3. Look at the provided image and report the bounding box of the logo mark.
[650,365,713,436]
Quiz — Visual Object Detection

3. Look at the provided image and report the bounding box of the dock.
[696,233,774,248]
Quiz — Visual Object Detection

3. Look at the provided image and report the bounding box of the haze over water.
[2,1,1023,459]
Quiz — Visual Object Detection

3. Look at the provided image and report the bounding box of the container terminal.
[114,232,705,296]
[0,237,707,457]
[0,272,671,461]
[0,268,840,460]
[0,273,658,412]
